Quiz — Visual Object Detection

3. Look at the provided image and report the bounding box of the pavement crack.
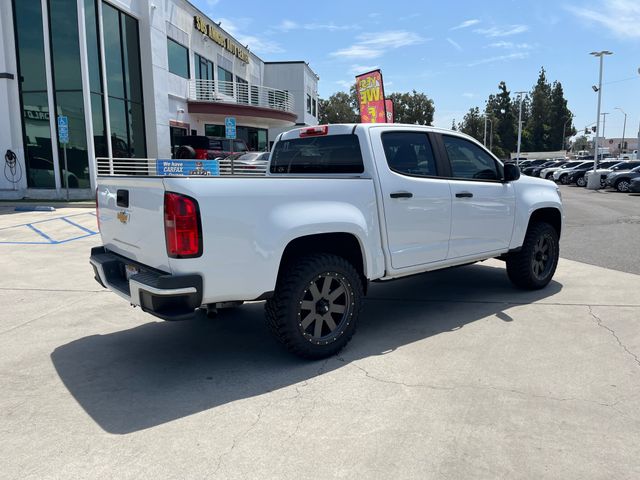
[588,305,640,369]
[347,360,628,409]
[212,401,270,476]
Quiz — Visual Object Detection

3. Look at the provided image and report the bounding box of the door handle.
[455,192,473,198]
[390,191,413,199]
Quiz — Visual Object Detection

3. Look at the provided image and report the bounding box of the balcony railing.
[189,79,294,113]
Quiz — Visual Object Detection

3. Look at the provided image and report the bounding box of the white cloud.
[218,17,284,54]
[275,19,358,32]
[447,37,463,52]
[566,0,640,39]
[474,25,529,37]
[462,92,475,98]
[335,79,354,90]
[467,52,529,67]
[331,31,427,59]
[451,19,480,30]
[488,41,533,50]
[349,64,379,75]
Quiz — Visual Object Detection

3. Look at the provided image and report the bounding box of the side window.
[381,132,438,177]
[443,135,500,181]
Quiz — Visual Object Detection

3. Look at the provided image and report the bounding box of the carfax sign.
[156,159,220,176]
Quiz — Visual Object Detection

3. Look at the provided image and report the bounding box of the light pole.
[515,91,527,167]
[614,107,627,154]
[587,50,613,190]
[561,113,573,150]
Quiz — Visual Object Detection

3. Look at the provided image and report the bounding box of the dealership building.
[0,0,319,199]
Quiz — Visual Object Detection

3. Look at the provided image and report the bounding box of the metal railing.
[188,79,294,113]
[96,157,268,177]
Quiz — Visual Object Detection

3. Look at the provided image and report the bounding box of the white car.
[542,160,588,182]
[91,124,562,359]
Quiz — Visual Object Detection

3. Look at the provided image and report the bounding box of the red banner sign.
[385,99,394,123]
[356,70,387,123]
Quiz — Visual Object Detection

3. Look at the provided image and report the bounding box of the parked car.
[173,135,249,160]
[521,159,549,176]
[553,161,594,184]
[628,177,640,193]
[567,160,620,187]
[584,161,638,187]
[218,152,270,175]
[540,161,584,180]
[605,165,640,192]
[532,160,567,177]
[91,123,562,359]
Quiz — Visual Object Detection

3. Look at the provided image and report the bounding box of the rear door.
[97,177,171,272]
[371,128,452,269]
[437,134,516,259]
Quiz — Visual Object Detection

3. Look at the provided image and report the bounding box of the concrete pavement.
[0,207,639,478]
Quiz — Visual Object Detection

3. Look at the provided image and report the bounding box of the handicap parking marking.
[0,212,99,245]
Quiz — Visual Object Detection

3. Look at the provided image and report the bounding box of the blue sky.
[194,0,640,139]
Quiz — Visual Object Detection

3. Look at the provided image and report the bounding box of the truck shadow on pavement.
[51,262,561,434]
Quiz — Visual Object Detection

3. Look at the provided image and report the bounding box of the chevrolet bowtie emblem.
[117,211,129,224]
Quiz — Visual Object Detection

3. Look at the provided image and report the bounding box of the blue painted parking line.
[0,212,99,245]
[61,216,97,235]
[26,223,56,243]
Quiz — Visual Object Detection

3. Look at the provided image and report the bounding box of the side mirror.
[503,163,520,182]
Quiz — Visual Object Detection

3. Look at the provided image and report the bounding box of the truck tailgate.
[97,177,170,272]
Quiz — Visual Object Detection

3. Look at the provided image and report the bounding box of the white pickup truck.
[90,124,563,359]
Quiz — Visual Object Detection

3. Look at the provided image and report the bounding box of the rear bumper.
[90,246,202,320]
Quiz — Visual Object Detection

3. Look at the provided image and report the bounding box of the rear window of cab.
[270,134,364,174]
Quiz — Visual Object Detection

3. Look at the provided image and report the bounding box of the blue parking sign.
[57,115,69,144]
[225,117,236,139]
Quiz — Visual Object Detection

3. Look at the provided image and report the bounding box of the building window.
[170,126,187,157]
[85,0,107,159]
[194,53,214,100]
[312,98,317,117]
[167,38,189,78]
[236,76,248,104]
[204,124,225,137]
[217,66,233,96]
[102,2,146,158]
[306,94,312,114]
[12,0,55,188]
[49,0,92,188]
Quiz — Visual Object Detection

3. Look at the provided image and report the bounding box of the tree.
[548,81,575,150]
[387,90,435,125]
[318,91,358,124]
[492,81,517,153]
[451,119,457,131]
[572,135,589,151]
[527,67,552,151]
[457,107,484,142]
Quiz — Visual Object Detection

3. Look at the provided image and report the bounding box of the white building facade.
[0,0,319,199]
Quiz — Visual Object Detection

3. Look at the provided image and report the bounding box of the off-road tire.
[265,254,363,359]
[506,222,559,290]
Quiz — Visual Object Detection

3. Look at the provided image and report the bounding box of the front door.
[440,134,515,259]
[372,129,452,270]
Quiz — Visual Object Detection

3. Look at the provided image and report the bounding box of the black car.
[628,177,640,193]
[521,159,550,176]
[567,160,621,187]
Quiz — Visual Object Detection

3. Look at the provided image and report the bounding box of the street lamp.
[515,91,527,167]
[561,113,573,150]
[483,116,493,149]
[587,50,613,190]
[614,107,627,154]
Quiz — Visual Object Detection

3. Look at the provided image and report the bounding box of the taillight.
[164,192,202,258]
[195,148,208,160]
[299,125,328,137]
[95,187,101,232]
